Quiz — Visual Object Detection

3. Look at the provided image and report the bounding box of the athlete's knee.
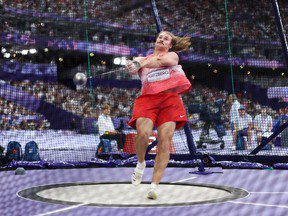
[136,130,151,143]
[158,131,173,143]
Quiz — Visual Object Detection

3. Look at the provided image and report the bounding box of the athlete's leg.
[132,117,154,186]
[135,118,154,162]
[152,121,175,183]
[147,121,176,199]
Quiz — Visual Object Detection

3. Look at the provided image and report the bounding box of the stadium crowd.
[1,0,287,41]
[184,83,279,130]
[0,97,50,130]
[7,79,138,119]
[5,78,282,132]
[237,74,287,88]
[0,0,287,134]
[1,0,286,62]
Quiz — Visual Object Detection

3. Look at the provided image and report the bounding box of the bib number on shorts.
[147,69,170,82]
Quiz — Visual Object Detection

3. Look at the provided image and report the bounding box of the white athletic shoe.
[131,166,145,186]
[147,188,158,200]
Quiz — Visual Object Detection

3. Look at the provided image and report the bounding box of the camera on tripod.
[188,97,226,149]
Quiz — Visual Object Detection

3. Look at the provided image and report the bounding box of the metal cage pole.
[271,0,288,71]
[150,0,163,32]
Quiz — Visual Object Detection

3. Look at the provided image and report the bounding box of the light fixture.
[1,47,7,53]
[29,49,37,54]
[113,57,121,65]
[21,50,29,55]
[4,53,11,58]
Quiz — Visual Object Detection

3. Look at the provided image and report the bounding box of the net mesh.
[0,0,287,166]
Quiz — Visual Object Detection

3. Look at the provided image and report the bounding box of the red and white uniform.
[128,55,192,129]
[139,65,191,95]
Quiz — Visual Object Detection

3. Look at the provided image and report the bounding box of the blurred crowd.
[1,0,287,40]
[0,0,287,131]
[5,78,284,132]
[184,83,280,130]
[1,0,286,61]
[237,74,287,88]
[7,79,139,119]
[0,97,50,130]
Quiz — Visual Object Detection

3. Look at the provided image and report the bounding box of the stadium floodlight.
[29,49,37,54]
[44,48,49,52]
[113,57,121,65]
[3,53,11,58]
[21,50,29,55]
[1,47,6,53]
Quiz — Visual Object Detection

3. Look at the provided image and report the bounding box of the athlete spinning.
[126,31,191,199]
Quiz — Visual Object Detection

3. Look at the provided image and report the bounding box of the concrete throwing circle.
[18,182,249,207]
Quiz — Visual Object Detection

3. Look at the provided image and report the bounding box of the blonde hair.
[157,31,191,52]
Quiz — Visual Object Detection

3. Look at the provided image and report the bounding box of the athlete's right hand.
[125,59,138,75]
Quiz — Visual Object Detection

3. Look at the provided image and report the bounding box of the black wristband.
[132,61,141,72]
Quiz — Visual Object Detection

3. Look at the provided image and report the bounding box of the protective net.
[0,0,287,167]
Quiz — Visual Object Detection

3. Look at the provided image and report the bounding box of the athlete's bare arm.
[133,57,145,62]
[140,52,179,68]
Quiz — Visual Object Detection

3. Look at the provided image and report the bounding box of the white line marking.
[250,192,288,194]
[171,177,197,183]
[229,201,288,209]
[36,203,88,216]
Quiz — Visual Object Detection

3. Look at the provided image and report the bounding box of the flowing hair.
[157,31,191,52]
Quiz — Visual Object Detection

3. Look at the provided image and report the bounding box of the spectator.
[97,104,126,152]
[229,94,241,131]
[0,117,10,130]
[20,118,29,130]
[70,118,78,132]
[233,105,253,149]
[254,106,273,145]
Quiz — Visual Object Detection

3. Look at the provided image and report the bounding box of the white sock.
[137,161,146,170]
[150,182,158,190]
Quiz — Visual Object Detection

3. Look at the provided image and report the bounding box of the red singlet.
[139,64,191,95]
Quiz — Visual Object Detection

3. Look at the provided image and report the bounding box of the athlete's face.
[155,32,173,50]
